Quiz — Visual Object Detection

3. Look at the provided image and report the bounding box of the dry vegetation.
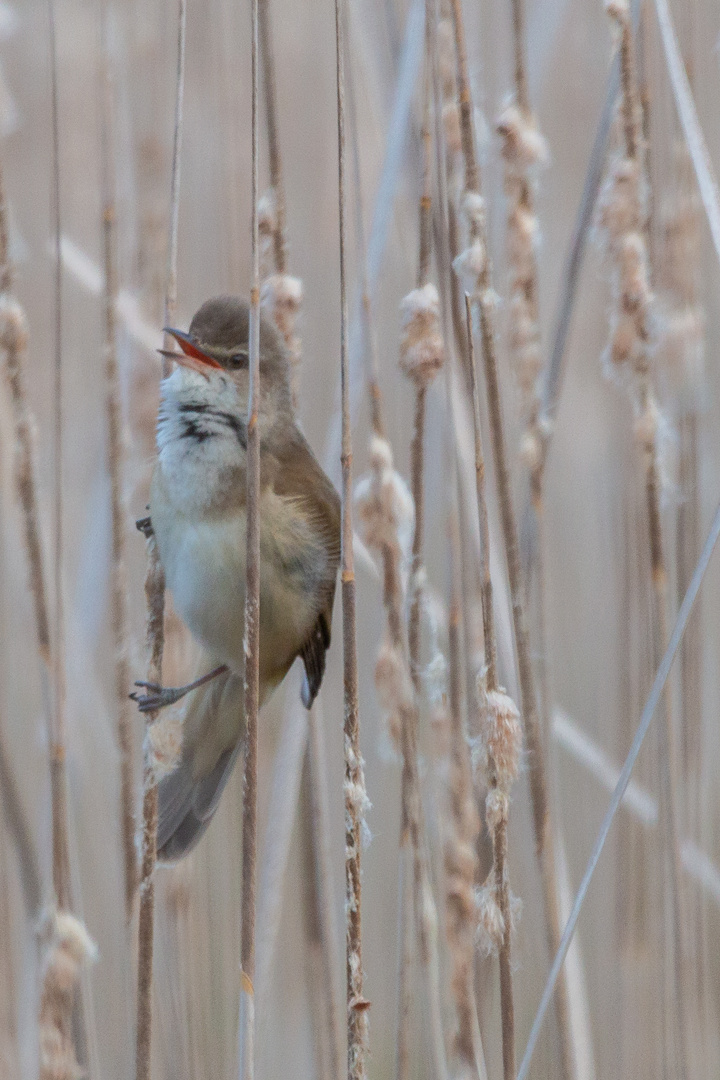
[1,0,720,1078]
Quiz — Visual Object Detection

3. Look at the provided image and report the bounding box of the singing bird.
[133,296,340,861]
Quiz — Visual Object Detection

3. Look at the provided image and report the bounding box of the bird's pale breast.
[151,468,323,683]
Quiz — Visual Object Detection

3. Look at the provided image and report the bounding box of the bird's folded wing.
[271,428,341,708]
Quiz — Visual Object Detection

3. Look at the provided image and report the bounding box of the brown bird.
[133,296,340,860]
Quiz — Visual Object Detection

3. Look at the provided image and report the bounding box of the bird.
[132,296,341,861]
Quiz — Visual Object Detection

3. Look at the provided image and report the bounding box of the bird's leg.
[131,664,229,713]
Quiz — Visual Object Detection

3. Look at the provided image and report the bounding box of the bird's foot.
[130,664,229,714]
[130,682,189,713]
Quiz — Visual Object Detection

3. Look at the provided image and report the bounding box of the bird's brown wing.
[270,427,341,708]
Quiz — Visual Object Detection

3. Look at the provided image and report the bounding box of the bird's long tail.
[157,661,245,862]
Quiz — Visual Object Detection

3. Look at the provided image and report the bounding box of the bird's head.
[162,295,293,426]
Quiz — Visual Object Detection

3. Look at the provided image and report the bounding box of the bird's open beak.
[160,328,224,378]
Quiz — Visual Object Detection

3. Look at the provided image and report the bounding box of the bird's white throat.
[156,365,248,515]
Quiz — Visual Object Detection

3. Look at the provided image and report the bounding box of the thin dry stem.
[99,0,135,916]
[601,6,690,1075]
[256,12,340,1062]
[136,4,186,1078]
[335,0,369,1072]
[135,539,165,1080]
[444,534,484,1080]
[465,295,496,693]
[257,0,302,383]
[240,0,261,1076]
[48,0,72,917]
[0,720,41,917]
[258,0,286,275]
[393,13,451,1075]
[301,710,344,1080]
[448,4,574,1074]
[465,296,516,1078]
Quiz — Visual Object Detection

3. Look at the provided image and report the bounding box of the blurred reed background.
[0,0,719,1078]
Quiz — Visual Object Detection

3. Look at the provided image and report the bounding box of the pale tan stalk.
[135,541,164,1080]
[406,12,434,683]
[257,8,340,1064]
[600,7,689,1076]
[392,12,450,1077]
[300,708,343,1080]
[48,0,71,917]
[665,134,705,1045]
[258,0,286,276]
[0,721,41,917]
[99,0,135,916]
[465,296,516,1079]
[240,0,261,1076]
[0,173,48,923]
[444,515,485,1080]
[257,0,301,382]
[334,0,369,1073]
[346,37,386,440]
[0,802,19,1080]
[447,3,573,1074]
[136,4,186,1078]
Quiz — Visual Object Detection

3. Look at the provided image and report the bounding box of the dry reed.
[239,0,261,1071]
[496,0,547,468]
[516,495,720,1080]
[135,3,186,1078]
[0,720,41,918]
[48,0,72,920]
[255,6,340,1065]
[443,517,485,1080]
[446,2,575,1073]
[391,13,452,1077]
[334,0,369,1073]
[99,0,136,917]
[0,163,54,922]
[465,295,519,1080]
[598,4,689,1075]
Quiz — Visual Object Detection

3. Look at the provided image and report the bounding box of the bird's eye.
[228,351,248,370]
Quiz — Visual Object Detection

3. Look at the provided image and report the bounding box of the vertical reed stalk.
[136,3,186,1078]
[335,0,369,1073]
[48,0,72,918]
[135,543,164,1080]
[447,3,574,1073]
[393,10,449,1077]
[258,0,286,275]
[240,0,260,1074]
[0,176,48,925]
[444,509,485,1080]
[300,707,344,1080]
[99,0,136,917]
[256,6,340,1064]
[406,14,433,684]
[465,296,516,1080]
[599,6,689,1076]
[0,721,41,918]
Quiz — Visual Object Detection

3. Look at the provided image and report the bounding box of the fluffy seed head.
[399,284,445,386]
[475,877,505,956]
[0,294,28,353]
[497,102,548,172]
[354,435,414,563]
[475,684,522,790]
[597,158,644,243]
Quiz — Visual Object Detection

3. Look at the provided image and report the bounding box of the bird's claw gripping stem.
[130,665,229,714]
